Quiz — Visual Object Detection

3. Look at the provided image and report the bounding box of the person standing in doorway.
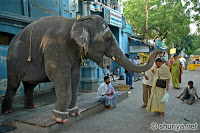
[104,66,115,81]
[133,56,138,82]
[113,66,120,78]
[133,56,139,82]
[125,53,134,89]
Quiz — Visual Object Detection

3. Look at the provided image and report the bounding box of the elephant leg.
[50,70,72,123]
[22,81,37,109]
[69,66,81,117]
[1,75,20,114]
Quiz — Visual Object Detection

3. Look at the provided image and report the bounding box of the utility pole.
[145,0,148,43]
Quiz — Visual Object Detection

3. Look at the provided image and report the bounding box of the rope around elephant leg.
[27,19,40,62]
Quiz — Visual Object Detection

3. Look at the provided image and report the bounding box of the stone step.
[3,91,128,133]
[0,124,17,133]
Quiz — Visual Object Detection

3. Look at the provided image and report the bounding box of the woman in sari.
[146,58,171,117]
[170,54,182,89]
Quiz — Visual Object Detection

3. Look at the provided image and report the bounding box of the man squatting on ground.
[97,76,119,109]
[176,81,200,105]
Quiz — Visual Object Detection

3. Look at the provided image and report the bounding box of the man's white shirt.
[142,64,155,86]
[179,57,186,67]
[97,82,108,98]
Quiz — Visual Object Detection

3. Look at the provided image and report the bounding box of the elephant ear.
[70,18,92,54]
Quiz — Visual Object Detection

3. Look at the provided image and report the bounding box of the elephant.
[1,14,160,123]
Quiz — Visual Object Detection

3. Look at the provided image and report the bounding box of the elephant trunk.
[111,47,160,72]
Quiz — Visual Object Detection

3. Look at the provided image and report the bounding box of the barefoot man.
[97,76,119,109]
[176,81,200,105]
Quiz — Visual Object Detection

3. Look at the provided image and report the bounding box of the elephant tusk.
[112,57,115,61]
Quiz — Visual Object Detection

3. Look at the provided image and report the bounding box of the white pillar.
[82,0,92,17]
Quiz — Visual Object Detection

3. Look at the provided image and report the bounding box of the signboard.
[90,3,102,12]
[129,46,149,53]
[155,39,165,47]
[170,48,176,54]
[69,0,79,13]
[104,7,122,28]
[104,8,110,23]
[110,10,122,28]
[123,24,133,35]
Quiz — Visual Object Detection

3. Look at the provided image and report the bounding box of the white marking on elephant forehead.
[102,23,106,28]
[80,28,89,41]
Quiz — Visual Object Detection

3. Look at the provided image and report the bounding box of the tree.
[123,0,199,55]
[123,0,191,40]
[193,48,200,55]
[184,0,200,32]
[179,34,199,55]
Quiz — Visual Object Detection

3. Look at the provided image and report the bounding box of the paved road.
[60,70,200,133]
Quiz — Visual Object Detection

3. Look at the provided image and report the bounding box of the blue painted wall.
[0,0,129,95]
[0,45,8,80]
[0,24,23,35]
[0,0,71,96]
[0,45,8,95]
[122,32,129,54]
[0,0,24,15]
[0,0,71,18]
[29,0,71,18]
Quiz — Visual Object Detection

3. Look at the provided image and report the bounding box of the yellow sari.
[146,64,171,113]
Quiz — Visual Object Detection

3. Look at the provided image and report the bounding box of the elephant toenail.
[71,113,76,117]
[56,118,62,123]
[63,119,69,123]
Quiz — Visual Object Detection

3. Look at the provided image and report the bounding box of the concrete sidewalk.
[0,83,128,133]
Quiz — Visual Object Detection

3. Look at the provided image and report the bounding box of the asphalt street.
[60,70,200,133]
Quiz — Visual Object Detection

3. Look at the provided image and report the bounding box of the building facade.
[0,0,128,95]
[0,0,73,95]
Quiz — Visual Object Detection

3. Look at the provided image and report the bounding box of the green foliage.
[180,34,200,55]
[123,0,199,55]
[184,0,200,32]
[193,48,200,55]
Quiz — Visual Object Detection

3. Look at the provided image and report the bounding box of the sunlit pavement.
[60,70,200,133]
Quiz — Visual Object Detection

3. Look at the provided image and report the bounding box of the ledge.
[0,11,37,24]
[2,91,128,133]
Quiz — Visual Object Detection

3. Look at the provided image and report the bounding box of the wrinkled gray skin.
[1,15,160,123]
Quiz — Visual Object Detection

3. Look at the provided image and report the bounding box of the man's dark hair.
[104,76,110,81]
[155,58,163,63]
[173,54,178,57]
[125,53,129,58]
[107,66,110,69]
[159,51,163,53]
[188,81,193,85]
